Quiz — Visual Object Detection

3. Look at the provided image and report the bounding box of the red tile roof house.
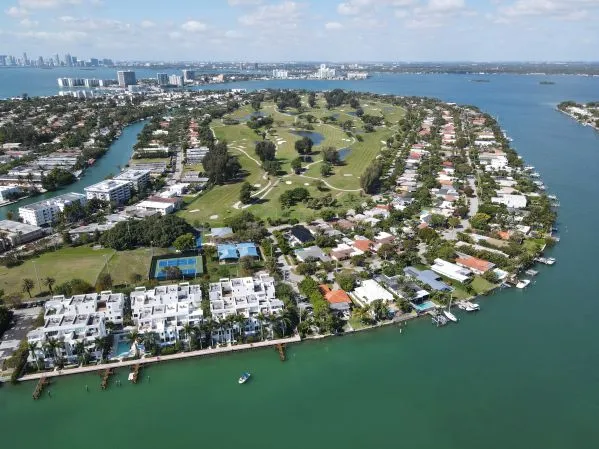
[455,256,495,275]
[353,238,374,253]
[319,285,351,312]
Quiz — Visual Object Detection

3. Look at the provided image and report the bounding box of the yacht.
[516,279,531,289]
[443,310,458,322]
[464,302,480,312]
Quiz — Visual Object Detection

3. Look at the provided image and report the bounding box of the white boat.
[545,257,556,265]
[464,302,480,312]
[516,279,531,289]
[443,310,458,322]
[238,372,251,384]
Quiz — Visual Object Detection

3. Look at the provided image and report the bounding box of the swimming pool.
[115,339,131,357]
[412,300,437,312]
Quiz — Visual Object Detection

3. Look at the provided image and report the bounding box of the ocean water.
[0,72,598,449]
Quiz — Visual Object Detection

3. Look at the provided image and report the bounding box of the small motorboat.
[464,302,480,312]
[238,372,251,384]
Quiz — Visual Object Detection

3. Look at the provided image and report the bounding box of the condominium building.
[209,274,284,342]
[186,147,209,163]
[0,185,21,201]
[182,69,195,82]
[26,291,123,367]
[272,69,289,79]
[18,192,87,226]
[130,283,204,344]
[157,73,169,86]
[84,179,131,204]
[114,168,151,191]
[169,74,184,87]
[0,219,44,249]
[117,70,136,88]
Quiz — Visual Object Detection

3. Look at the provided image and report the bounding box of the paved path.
[298,173,362,192]
[19,335,301,382]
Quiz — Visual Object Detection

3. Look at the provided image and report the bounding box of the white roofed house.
[209,274,284,343]
[431,258,473,283]
[351,279,395,307]
[492,194,527,209]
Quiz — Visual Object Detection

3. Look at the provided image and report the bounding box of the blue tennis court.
[153,255,203,279]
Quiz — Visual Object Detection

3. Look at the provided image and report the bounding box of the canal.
[0,120,145,220]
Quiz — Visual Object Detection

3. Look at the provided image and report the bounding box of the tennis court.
[152,254,203,279]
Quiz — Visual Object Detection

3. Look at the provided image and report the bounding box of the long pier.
[19,335,301,382]
[32,376,48,400]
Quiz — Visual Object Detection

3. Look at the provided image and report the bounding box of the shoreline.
[18,334,301,383]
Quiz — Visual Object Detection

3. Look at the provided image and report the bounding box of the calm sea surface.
[0,71,598,449]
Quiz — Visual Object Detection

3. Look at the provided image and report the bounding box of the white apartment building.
[272,69,289,79]
[0,185,21,201]
[169,74,184,87]
[114,168,151,191]
[44,291,125,324]
[130,283,204,344]
[85,179,132,204]
[27,313,108,367]
[209,274,284,342]
[316,64,336,79]
[19,192,87,226]
[186,147,209,163]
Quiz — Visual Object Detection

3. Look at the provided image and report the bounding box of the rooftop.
[85,179,131,193]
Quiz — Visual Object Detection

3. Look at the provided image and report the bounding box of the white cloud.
[499,0,599,19]
[18,0,81,8]
[140,20,156,29]
[5,6,29,17]
[224,29,243,38]
[13,29,87,41]
[426,0,465,12]
[239,1,303,27]
[325,21,343,30]
[57,16,132,32]
[19,18,38,27]
[337,0,372,15]
[181,20,207,32]
[228,0,263,5]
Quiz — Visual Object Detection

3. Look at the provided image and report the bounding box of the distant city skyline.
[1,0,598,62]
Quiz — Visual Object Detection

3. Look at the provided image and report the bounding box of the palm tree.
[74,341,86,366]
[125,329,139,344]
[182,323,194,351]
[27,341,41,371]
[142,332,159,356]
[44,338,60,366]
[21,278,35,298]
[43,277,56,295]
[256,312,267,341]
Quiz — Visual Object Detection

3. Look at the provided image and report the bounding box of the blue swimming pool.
[413,300,437,312]
[116,340,131,357]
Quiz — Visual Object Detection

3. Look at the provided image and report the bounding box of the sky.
[0,0,598,62]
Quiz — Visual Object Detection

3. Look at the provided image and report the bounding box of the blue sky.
[1,0,598,61]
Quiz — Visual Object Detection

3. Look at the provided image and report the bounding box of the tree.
[28,341,41,371]
[163,266,182,280]
[203,141,241,185]
[308,92,316,108]
[377,243,396,261]
[240,182,253,204]
[336,271,357,291]
[21,278,35,298]
[263,160,280,176]
[173,233,195,252]
[483,270,499,283]
[239,256,255,276]
[320,162,332,177]
[96,273,112,291]
[371,299,390,321]
[294,136,313,155]
[43,277,56,295]
[255,140,276,162]
[360,161,383,193]
[470,212,492,230]
[291,157,302,174]
[430,214,447,229]
[322,147,340,165]
[448,216,461,229]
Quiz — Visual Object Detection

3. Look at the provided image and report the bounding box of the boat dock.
[128,364,141,383]
[275,344,286,361]
[100,368,114,390]
[32,376,49,400]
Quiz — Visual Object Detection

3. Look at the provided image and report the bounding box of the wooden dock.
[129,364,140,384]
[100,368,113,390]
[32,376,48,400]
[275,344,286,361]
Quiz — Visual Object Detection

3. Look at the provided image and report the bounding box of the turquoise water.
[0,120,145,220]
[0,73,598,448]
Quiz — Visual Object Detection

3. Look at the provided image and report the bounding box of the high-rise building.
[157,73,169,86]
[88,58,99,67]
[272,69,288,79]
[64,53,72,67]
[117,70,136,87]
[169,74,184,87]
[22,52,28,66]
[0,55,6,66]
[182,69,195,82]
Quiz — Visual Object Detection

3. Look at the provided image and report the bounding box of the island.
[557,101,599,130]
[0,89,558,384]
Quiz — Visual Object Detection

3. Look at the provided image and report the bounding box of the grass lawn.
[100,248,168,286]
[471,276,496,294]
[0,246,115,298]
[130,157,171,164]
[349,316,368,330]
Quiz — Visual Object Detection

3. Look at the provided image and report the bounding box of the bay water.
[0,71,597,449]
